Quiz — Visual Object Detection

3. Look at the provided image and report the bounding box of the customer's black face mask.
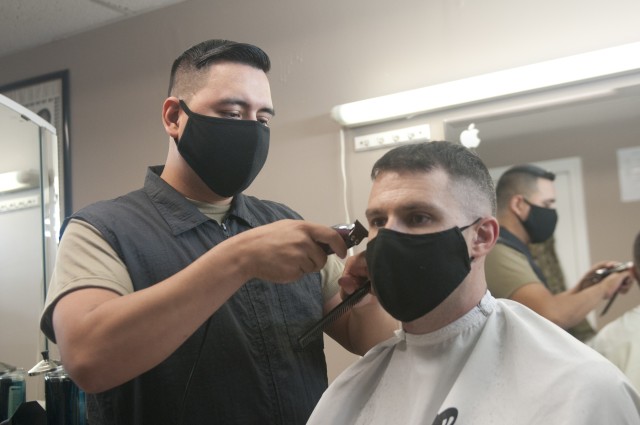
[175,100,270,197]
[365,220,477,322]
[521,199,557,243]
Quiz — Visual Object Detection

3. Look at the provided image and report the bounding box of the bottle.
[0,365,26,421]
[29,351,86,425]
[44,367,86,425]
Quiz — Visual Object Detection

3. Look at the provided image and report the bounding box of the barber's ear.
[509,195,528,220]
[471,217,499,257]
[162,97,182,139]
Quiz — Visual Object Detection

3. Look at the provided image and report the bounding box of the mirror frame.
[0,70,71,218]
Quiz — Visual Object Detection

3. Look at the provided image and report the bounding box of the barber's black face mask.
[366,221,477,322]
[175,100,270,197]
[521,199,558,243]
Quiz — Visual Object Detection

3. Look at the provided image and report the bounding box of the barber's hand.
[601,271,632,299]
[338,252,376,308]
[616,275,634,295]
[576,261,619,291]
[234,219,348,283]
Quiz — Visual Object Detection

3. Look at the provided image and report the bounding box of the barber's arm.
[52,219,347,393]
[324,253,398,355]
[510,262,630,329]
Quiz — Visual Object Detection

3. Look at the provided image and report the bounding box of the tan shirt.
[485,242,541,299]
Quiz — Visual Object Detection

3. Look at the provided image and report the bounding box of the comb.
[600,290,620,316]
[298,281,372,349]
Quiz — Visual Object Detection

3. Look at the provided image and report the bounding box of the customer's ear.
[471,217,499,258]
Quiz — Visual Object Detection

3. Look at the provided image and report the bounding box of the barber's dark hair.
[168,39,271,97]
[495,164,555,212]
[371,141,496,217]
[634,231,640,276]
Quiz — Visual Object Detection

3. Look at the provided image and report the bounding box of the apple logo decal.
[460,123,481,148]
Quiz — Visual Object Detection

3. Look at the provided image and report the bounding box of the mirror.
[344,68,640,331]
[441,72,640,328]
[0,94,63,401]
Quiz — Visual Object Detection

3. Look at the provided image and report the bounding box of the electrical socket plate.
[0,195,40,214]
[354,124,430,152]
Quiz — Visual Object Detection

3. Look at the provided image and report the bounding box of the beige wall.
[1,0,640,381]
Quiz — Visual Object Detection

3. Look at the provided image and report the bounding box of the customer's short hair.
[168,39,271,98]
[371,141,496,218]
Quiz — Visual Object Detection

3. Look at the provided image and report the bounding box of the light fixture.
[331,41,640,127]
[0,170,39,194]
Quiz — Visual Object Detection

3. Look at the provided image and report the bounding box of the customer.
[485,164,630,338]
[40,39,396,425]
[590,230,640,390]
[307,141,640,424]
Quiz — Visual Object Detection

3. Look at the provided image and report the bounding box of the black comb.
[600,289,620,316]
[298,281,372,348]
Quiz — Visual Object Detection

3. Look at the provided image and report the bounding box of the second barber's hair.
[634,231,640,276]
[495,164,555,212]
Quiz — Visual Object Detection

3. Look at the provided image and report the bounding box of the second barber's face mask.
[521,199,557,243]
[366,222,476,322]
[175,100,270,197]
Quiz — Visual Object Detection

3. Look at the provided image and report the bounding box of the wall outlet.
[354,124,430,152]
[0,195,40,213]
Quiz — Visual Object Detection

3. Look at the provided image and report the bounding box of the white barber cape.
[589,306,640,391]
[308,292,640,425]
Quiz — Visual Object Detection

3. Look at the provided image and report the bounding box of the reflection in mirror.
[442,72,640,330]
[344,64,640,341]
[0,94,62,403]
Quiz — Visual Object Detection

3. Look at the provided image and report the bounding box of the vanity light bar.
[0,170,39,194]
[331,41,640,127]
[0,195,40,213]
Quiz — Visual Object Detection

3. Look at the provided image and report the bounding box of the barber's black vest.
[65,167,327,425]
[496,227,548,286]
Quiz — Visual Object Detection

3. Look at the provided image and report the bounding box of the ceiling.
[0,0,186,59]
